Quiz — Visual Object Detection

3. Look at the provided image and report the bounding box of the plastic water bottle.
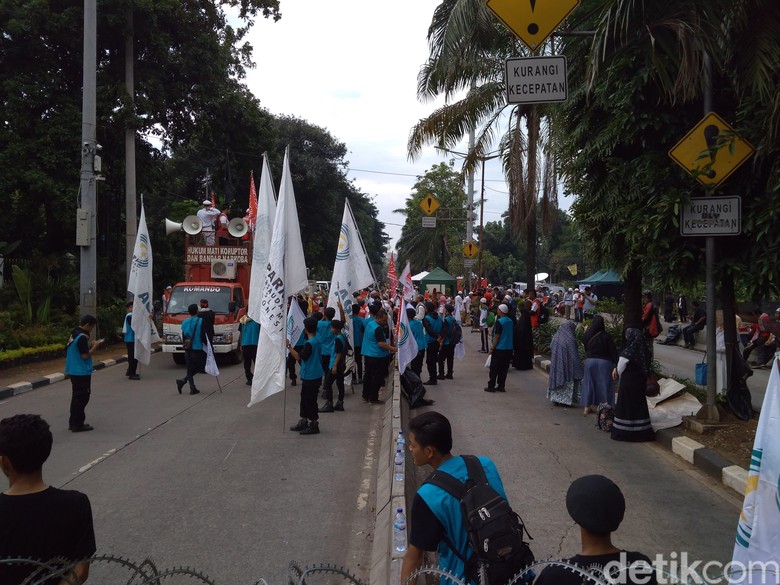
[394,448,404,481]
[393,507,407,552]
[396,430,405,448]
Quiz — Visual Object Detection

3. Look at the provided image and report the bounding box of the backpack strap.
[421,455,485,568]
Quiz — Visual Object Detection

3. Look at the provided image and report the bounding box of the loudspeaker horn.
[182,215,203,235]
[165,218,183,235]
[228,217,248,238]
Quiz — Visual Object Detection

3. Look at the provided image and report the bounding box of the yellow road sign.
[419,194,440,216]
[463,241,479,258]
[669,112,754,189]
[486,0,580,52]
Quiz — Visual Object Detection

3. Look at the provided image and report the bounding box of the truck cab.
[162,233,251,365]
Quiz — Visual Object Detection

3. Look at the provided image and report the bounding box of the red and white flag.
[400,261,414,302]
[246,171,258,231]
[387,252,398,296]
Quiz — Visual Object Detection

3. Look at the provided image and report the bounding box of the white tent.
[411,271,429,281]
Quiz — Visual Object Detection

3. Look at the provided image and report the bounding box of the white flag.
[249,147,308,407]
[204,337,220,377]
[731,357,780,584]
[286,297,306,350]
[127,201,160,365]
[397,299,418,374]
[400,261,414,302]
[248,153,276,321]
[327,200,376,348]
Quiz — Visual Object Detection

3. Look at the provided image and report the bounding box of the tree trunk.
[623,263,643,329]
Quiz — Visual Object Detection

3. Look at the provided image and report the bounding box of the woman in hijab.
[547,320,583,406]
[513,301,534,370]
[611,327,655,442]
[581,315,618,415]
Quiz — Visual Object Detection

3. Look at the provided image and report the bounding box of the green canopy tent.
[419,267,457,296]
[578,269,624,300]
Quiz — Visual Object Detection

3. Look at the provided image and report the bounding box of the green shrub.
[96,298,127,342]
[0,344,65,364]
[14,323,69,348]
[0,311,20,350]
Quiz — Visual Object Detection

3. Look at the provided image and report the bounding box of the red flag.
[387,252,398,296]
[247,171,258,230]
[211,192,216,207]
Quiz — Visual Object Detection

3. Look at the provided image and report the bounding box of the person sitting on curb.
[534,475,657,585]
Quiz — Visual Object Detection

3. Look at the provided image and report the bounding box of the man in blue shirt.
[287,317,324,435]
[64,315,101,432]
[407,307,427,376]
[437,305,457,380]
[422,302,444,386]
[239,315,260,386]
[123,301,140,380]
[361,308,397,403]
[351,303,366,384]
[401,411,510,585]
[485,304,513,393]
[176,304,204,395]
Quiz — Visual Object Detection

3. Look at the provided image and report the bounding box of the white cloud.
[241,1,572,254]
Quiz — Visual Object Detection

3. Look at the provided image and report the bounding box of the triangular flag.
[397,299,418,374]
[248,147,308,406]
[247,154,276,321]
[127,199,161,365]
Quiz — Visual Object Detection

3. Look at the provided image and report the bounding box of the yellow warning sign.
[669,112,754,189]
[486,0,580,52]
[419,194,440,216]
[463,241,479,259]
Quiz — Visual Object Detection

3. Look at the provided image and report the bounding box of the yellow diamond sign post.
[463,241,479,259]
[486,0,580,52]
[419,194,440,216]
[669,112,754,189]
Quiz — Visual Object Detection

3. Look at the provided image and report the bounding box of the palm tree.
[407,0,558,288]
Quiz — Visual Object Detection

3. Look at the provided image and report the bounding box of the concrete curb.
[532,353,749,497]
[0,348,162,400]
[370,368,408,585]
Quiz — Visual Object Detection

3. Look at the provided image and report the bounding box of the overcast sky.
[242,0,516,252]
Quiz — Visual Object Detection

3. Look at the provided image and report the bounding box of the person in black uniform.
[0,414,97,584]
[534,475,657,585]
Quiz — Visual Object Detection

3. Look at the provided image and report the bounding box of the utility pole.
[125,6,137,293]
[698,52,720,421]
[78,0,98,323]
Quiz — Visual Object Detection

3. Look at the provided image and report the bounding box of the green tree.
[407,0,559,288]
[396,162,467,272]
[555,0,780,326]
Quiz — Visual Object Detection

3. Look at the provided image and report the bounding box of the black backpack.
[538,305,550,325]
[424,455,534,585]
[450,319,463,345]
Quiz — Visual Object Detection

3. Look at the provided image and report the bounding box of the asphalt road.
[0,354,381,584]
[0,334,745,584]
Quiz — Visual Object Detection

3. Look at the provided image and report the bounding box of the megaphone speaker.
[165,218,183,235]
[228,217,248,238]
[182,215,203,235]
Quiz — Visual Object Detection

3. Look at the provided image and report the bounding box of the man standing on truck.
[197,200,221,246]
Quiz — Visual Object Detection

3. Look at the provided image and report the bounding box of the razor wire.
[2,555,776,584]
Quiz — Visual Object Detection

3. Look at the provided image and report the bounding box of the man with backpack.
[437,305,460,380]
[401,411,533,585]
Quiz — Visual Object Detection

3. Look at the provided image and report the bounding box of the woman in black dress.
[512,302,534,370]
[611,327,655,442]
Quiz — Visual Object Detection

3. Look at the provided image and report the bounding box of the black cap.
[566,475,625,535]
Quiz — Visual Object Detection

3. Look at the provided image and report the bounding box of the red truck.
[162,227,251,365]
